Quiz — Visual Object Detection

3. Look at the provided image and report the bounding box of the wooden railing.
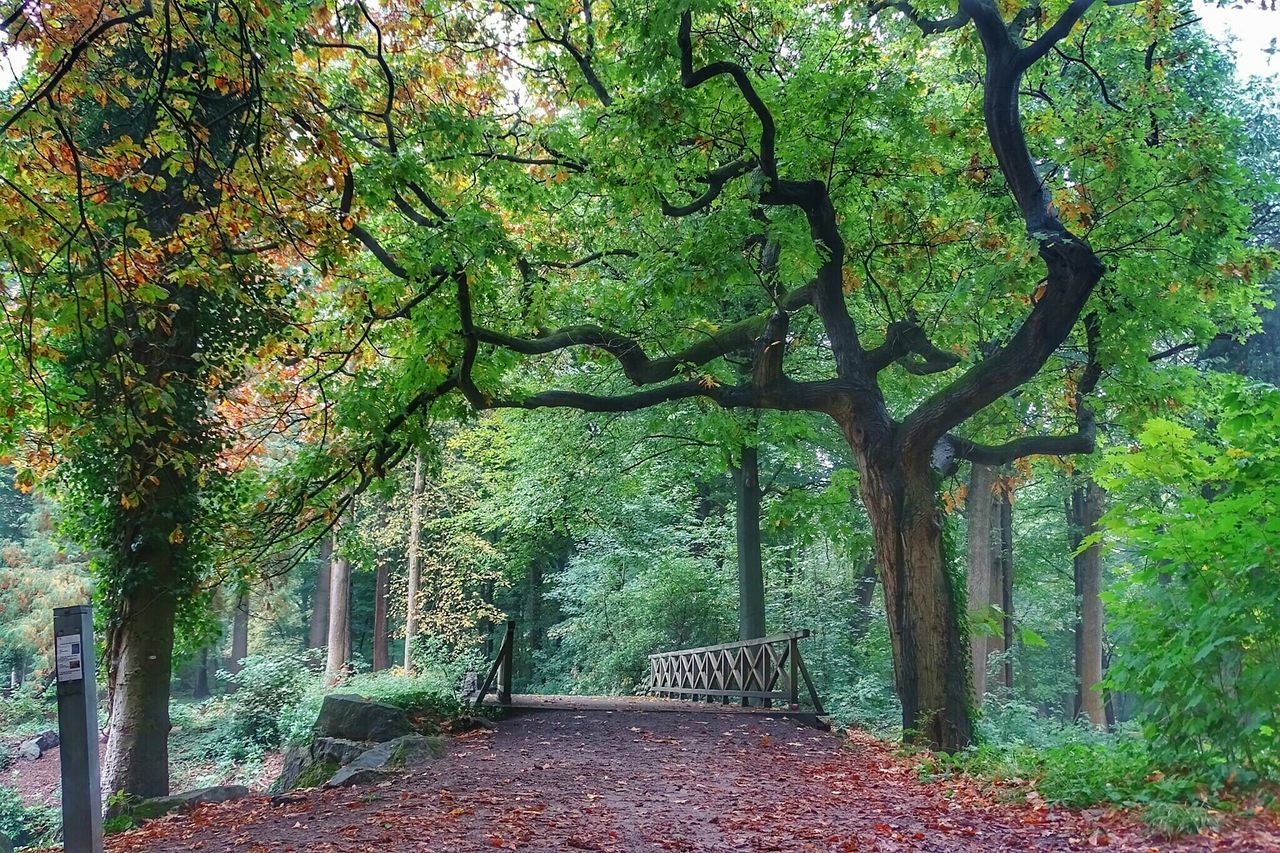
[643,630,824,714]
[472,619,515,709]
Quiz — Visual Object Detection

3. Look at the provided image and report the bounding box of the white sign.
[57,633,84,683]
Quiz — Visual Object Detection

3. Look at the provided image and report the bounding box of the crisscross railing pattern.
[643,630,824,713]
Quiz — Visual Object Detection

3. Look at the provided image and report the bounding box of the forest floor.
[101,709,1280,852]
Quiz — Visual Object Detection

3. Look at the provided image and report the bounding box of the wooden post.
[788,636,800,709]
[498,619,515,705]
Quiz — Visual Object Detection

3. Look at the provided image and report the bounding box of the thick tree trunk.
[965,464,997,701]
[324,536,351,685]
[732,443,766,640]
[225,592,249,692]
[403,450,426,672]
[998,486,1014,690]
[307,537,333,650]
[372,557,390,672]
[1070,480,1106,726]
[103,588,177,800]
[859,448,972,751]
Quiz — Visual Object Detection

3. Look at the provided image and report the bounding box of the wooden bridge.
[471,621,827,727]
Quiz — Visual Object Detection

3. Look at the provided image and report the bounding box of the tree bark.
[965,464,997,701]
[1070,479,1106,726]
[307,537,333,650]
[324,534,351,685]
[192,647,209,701]
[372,557,391,672]
[403,450,426,671]
[857,441,972,751]
[102,588,177,800]
[998,485,1014,690]
[732,442,766,640]
[225,592,249,692]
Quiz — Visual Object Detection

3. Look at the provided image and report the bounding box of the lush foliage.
[1099,380,1280,777]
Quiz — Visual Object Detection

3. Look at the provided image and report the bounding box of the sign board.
[56,632,83,683]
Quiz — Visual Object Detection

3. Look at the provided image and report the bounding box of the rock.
[324,765,397,788]
[0,831,11,853]
[270,744,313,793]
[310,736,367,767]
[132,785,250,821]
[33,729,59,751]
[324,735,445,788]
[312,693,412,743]
[17,740,41,761]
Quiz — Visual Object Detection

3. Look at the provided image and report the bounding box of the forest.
[0,0,1278,849]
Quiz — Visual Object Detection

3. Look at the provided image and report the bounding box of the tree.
[1068,478,1106,726]
[0,0,317,796]
[307,0,1263,749]
[324,531,352,684]
[403,450,426,670]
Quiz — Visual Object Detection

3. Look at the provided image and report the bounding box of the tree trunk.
[1070,480,1106,726]
[192,647,210,700]
[998,484,1014,690]
[225,592,249,692]
[308,537,333,650]
[324,534,351,685]
[103,588,177,800]
[403,450,426,672]
[848,556,879,646]
[372,557,390,672]
[732,442,766,640]
[859,448,972,751]
[965,463,997,701]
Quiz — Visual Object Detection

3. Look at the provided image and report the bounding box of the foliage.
[0,785,59,849]
[1098,379,1280,777]
[218,651,319,756]
[0,681,55,737]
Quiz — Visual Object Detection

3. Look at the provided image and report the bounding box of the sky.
[1197,1,1280,79]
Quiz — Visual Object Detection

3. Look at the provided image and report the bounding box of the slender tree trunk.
[998,485,1014,690]
[372,557,390,672]
[307,537,333,650]
[403,450,426,672]
[859,446,972,751]
[324,534,351,685]
[192,647,209,700]
[103,588,177,800]
[848,556,879,646]
[732,442,766,640]
[1069,480,1106,726]
[225,592,249,692]
[965,463,996,701]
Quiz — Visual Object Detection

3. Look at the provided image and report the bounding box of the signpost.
[53,605,103,853]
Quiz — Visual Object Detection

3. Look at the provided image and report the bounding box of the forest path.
[109,710,1264,852]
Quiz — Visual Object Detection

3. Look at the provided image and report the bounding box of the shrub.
[0,785,59,849]
[218,650,319,756]
[0,681,55,736]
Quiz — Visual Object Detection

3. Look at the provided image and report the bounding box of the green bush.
[0,681,55,736]
[1099,383,1280,778]
[0,785,59,849]
[218,650,319,756]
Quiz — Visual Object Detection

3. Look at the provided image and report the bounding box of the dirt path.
[108,710,1278,852]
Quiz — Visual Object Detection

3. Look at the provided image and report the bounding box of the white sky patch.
[1197,1,1280,80]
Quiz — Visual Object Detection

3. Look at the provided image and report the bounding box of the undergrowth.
[913,700,1279,836]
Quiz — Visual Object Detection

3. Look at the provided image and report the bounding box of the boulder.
[270,737,370,793]
[324,735,445,788]
[33,730,59,751]
[312,694,412,743]
[16,740,41,761]
[132,785,250,822]
[311,736,367,767]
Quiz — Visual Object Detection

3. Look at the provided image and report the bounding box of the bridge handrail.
[643,629,824,714]
[646,630,810,660]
